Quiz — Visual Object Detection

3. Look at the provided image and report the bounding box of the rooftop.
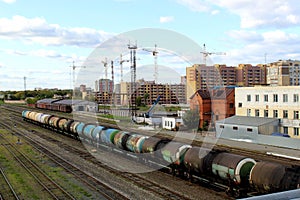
[216,115,279,126]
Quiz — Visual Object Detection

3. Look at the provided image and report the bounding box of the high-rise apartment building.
[236,64,267,87]
[186,64,236,103]
[267,59,300,86]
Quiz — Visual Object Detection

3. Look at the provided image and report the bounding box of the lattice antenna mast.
[200,44,226,66]
[128,41,138,118]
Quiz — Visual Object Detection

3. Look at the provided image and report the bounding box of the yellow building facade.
[235,86,300,138]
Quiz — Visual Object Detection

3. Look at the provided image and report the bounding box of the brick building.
[190,87,235,129]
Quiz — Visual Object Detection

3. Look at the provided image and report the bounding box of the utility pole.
[142,44,158,83]
[111,60,114,105]
[264,53,267,64]
[23,76,26,99]
[128,41,138,120]
[200,44,226,66]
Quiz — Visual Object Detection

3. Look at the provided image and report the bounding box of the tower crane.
[119,54,130,82]
[142,44,158,83]
[101,57,108,80]
[200,44,226,66]
[70,61,86,95]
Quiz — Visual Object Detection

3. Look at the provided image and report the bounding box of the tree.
[136,96,142,107]
[143,93,149,105]
[183,109,200,131]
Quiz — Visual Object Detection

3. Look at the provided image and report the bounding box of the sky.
[1,0,300,91]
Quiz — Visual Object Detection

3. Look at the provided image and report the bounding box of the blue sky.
[1,0,300,91]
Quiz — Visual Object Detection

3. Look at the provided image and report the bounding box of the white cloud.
[159,16,174,23]
[2,0,16,4]
[211,0,300,28]
[216,29,300,66]
[211,10,219,15]
[176,0,210,12]
[176,0,300,29]
[0,15,114,47]
[227,30,263,43]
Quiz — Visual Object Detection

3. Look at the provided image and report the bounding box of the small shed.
[162,117,183,131]
[216,116,279,140]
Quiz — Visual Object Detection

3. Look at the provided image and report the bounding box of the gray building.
[216,116,279,141]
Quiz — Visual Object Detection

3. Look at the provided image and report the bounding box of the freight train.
[22,110,300,198]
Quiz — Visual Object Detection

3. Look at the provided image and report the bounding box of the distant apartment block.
[116,79,186,106]
[236,64,267,87]
[94,79,114,104]
[186,64,244,103]
[267,59,300,86]
[235,86,300,138]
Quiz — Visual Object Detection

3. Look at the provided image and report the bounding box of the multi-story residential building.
[267,59,300,86]
[118,79,186,106]
[235,86,300,138]
[94,79,114,104]
[236,64,267,86]
[215,64,237,86]
[186,64,234,103]
[190,87,235,129]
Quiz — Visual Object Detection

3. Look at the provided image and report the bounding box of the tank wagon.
[22,110,300,198]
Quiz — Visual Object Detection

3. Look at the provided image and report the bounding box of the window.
[233,126,238,130]
[220,125,224,129]
[247,128,253,132]
[273,110,278,118]
[264,110,269,117]
[283,127,288,134]
[294,94,299,102]
[294,128,299,136]
[247,95,251,102]
[238,103,242,107]
[229,103,234,108]
[294,111,299,119]
[255,95,259,102]
[273,94,278,102]
[247,109,251,116]
[255,109,260,117]
[264,95,268,102]
[283,110,288,118]
[283,94,288,102]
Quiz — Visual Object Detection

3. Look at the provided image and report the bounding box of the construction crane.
[70,61,86,92]
[142,44,158,83]
[119,54,129,82]
[101,57,108,80]
[200,44,226,66]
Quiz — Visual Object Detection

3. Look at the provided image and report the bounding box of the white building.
[235,86,300,138]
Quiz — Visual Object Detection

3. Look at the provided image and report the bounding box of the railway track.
[0,135,75,200]
[0,116,128,200]
[2,104,300,199]
[1,105,195,199]
[2,104,300,166]
[0,167,19,200]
